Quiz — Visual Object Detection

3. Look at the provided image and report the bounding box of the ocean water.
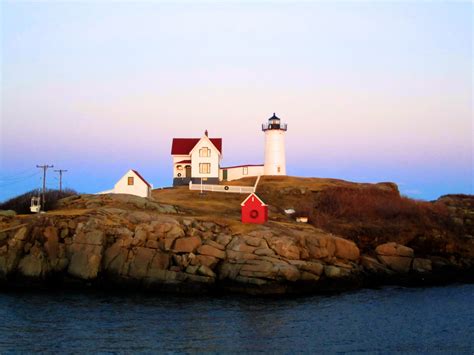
[0,284,473,353]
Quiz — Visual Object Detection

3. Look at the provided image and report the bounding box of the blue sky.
[1,1,472,201]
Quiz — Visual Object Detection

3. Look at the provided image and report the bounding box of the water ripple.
[0,284,473,353]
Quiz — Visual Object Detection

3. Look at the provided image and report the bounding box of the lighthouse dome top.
[269,112,280,121]
[262,113,287,131]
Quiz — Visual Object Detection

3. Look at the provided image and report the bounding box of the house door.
[185,165,191,178]
[223,169,228,181]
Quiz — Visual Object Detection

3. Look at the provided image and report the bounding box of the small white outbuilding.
[98,169,152,198]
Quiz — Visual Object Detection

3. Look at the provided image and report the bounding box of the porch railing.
[189,181,255,194]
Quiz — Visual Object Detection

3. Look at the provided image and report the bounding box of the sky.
[0,0,472,201]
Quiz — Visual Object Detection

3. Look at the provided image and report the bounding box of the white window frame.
[199,163,211,174]
[199,147,211,157]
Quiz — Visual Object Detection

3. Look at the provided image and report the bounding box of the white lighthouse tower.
[262,113,287,176]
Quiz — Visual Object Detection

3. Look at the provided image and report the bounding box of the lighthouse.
[262,113,287,175]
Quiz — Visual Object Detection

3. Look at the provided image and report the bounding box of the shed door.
[223,169,228,181]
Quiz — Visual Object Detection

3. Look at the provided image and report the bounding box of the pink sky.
[1,1,472,200]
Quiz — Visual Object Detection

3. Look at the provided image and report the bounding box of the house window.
[199,147,211,157]
[199,163,211,174]
[277,166,281,173]
[243,167,248,175]
[176,165,183,170]
[128,177,134,185]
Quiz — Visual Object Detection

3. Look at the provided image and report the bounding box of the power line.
[0,172,41,187]
[0,168,37,182]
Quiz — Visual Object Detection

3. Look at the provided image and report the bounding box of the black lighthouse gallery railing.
[262,122,288,131]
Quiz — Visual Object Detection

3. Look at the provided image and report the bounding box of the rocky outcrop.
[0,193,472,295]
[375,242,414,273]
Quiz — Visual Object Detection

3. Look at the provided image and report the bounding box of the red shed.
[241,193,268,224]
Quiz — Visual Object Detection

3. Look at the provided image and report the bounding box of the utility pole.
[36,164,54,210]
[54,169,68,192]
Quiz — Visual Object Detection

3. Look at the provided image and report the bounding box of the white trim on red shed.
[240,193,267,207]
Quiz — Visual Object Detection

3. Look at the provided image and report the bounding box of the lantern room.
[262,113,288,131]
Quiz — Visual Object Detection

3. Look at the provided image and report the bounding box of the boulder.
[18,246,48,277]
[174,236,201,253]
[300,271,320,281]
[227,237,257,253]
[191,255,219,269]
[156,204,178,214]
[73,230,105,246]
[274,263,300,281]
[289,260,324,276]
[266,236,300,260]
[412,258,432,273]
[149,252,170,272]
[215,234,233,247]
[103,242,128,275]
[360,256,392,274]
[306,233,336,259]
[324,265,351,279]
[239,260,274,278]
[146,269,186,283]
[218,262,242,280]
[185,265,199,274]
[43,227,59,266]
[377,255,412,273]
[166,225,185,239]
[127,211,152,224]
[128,247,155,278]
[146,240,159,249]
[60,228,69,239]
[133,227,148,246]
[197,265,216,278]
[254,248,276,257]
[375,242,414,258]
[68,243,103,279]
[244,236,263,247]
[0,228,28,277]
[172,254,190,268]
[197,245,226,259]
[163,237,178,251]
[226,250,258,261]
[375,243,414,273]
[234,275,268,286]
[13,226,29,241]
[333,237,360,261]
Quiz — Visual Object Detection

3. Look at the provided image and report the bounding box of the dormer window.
[199,147,211,157]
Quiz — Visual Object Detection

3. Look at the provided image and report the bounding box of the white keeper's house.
[171,113,288,186]
[98,169,153,198]
[171,131,223,186]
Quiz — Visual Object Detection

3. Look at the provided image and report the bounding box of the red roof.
[176,160,191,164]
[171,138,222,155]
[131,169,152,187]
